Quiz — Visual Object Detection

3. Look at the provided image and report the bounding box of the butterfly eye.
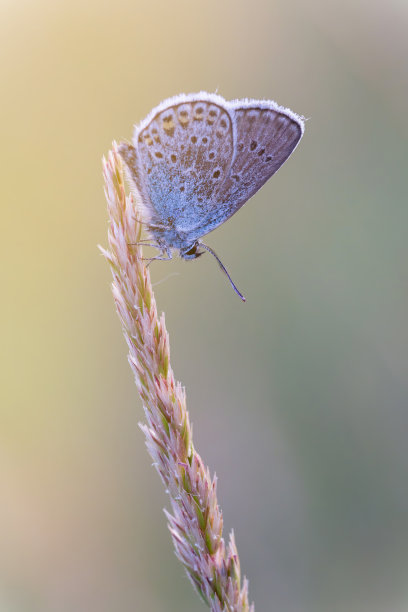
[183,243,199,257]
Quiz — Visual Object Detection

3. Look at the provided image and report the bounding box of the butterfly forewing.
[135,99,234,234]
[197,105,303,237]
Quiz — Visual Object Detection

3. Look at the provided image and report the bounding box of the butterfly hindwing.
[134,97,234,234]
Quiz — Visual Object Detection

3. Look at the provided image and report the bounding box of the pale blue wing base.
[117,141,168,232]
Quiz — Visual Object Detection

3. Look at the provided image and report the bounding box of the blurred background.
[1,0,408,610]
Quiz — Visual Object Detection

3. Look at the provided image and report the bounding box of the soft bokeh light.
[1,1,408,610]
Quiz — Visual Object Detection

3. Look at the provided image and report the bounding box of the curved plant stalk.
[100,145,254,611]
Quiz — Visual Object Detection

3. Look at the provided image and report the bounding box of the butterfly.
[119,92,304,301]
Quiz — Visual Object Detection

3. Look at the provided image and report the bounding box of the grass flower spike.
[100,145,254,611]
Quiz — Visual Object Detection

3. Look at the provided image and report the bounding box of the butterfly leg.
[127,238,172,265]
[129,240,163,247]
[143,247,173,267]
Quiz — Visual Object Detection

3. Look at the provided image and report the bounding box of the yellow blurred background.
[1,0,408,610]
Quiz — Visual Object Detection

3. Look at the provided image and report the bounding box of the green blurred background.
[1,0,408,610]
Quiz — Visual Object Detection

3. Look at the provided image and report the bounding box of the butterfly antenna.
[199,242,246,302]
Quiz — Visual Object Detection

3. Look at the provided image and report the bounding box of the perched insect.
[119,92,304,301]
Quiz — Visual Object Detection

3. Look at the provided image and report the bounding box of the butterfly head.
[179,241,204,260]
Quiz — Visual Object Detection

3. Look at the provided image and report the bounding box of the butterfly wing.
[124,94,235,242]
[197,101,304,238]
